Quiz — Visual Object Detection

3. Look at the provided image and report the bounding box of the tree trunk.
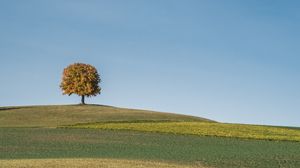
[81,95,85,105]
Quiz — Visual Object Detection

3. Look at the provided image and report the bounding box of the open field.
[1,105,300,168]
[0,105,211,127]
[68,121,300,142]
[1,128,300,168]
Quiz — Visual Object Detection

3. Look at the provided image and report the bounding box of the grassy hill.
[69,121,300,142]
[1,105,300,168]
[0,105,212,127]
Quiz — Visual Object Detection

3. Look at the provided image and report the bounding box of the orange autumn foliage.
[60,63,101,103]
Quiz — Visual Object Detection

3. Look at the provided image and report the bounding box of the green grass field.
[1,128,300,168]
[0,105,211,127]
[1,105,300,168]
[68,121,300,142]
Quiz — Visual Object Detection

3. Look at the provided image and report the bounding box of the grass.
[1,128,300,168]
[67,121,300,142]
[0,158,203,168]
[0,105,212,127]
[1,105,300,168]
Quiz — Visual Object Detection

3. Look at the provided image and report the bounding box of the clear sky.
[1,0,299,127]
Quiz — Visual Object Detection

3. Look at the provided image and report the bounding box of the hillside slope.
[0,105,213,127]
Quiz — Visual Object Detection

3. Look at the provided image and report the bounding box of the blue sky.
[1,0,299,127]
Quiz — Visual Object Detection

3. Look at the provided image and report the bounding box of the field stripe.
[68,122,300,142]
[0,158,208,168]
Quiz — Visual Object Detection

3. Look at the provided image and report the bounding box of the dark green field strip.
[1,128,300,168]
[0,105,212,127]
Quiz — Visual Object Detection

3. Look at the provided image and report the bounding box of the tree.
[60,63,101,104]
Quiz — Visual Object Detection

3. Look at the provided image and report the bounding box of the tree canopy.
[60,63,101,104]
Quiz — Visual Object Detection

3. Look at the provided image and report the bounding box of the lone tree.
[60,63,101,104]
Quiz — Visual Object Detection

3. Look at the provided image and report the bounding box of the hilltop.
[0,105,213,127]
